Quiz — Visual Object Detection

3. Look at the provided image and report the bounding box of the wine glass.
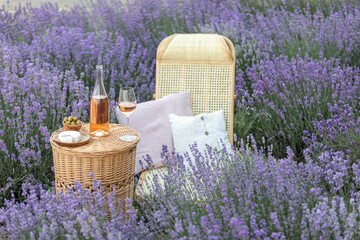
[118,87,137,141]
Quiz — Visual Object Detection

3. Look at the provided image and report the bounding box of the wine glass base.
[120,134,137,142]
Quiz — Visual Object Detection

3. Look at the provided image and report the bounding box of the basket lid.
[157,34,234,63]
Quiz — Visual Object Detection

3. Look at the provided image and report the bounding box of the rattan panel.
[155,34,235,143]
[157,63,234,142]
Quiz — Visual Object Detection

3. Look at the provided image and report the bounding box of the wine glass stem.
[126,116,130,135]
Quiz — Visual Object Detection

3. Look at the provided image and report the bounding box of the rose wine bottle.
[90,65,109,137]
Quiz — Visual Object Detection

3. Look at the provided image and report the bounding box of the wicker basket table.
[50,123,140,212]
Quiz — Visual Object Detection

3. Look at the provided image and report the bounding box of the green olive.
[63,117,68,123]
[73,117,78,122]
[68,116,73,122]
[66,121,71,125]
[71,121,76,125]
[76,120,81,125]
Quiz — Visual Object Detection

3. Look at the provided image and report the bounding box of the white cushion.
[168,110,232,172]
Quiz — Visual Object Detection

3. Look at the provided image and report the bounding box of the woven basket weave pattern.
[50,123,140,212]
[157,64,233,139]
[156,34,235,143]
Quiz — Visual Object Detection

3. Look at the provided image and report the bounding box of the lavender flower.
[1,0,360,238]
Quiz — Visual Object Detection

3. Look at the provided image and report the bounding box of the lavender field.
[1,0,360,239]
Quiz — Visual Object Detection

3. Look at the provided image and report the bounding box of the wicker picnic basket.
[155,33,235,142]
[136,33,235,198]
[50,124,140,214]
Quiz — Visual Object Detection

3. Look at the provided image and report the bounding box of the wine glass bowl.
[118,101,136,116]
[118,87,137,141]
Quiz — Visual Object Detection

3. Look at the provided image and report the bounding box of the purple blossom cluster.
[126,141,360,239]
[0,41,89,202]
[0,176,152,239]
[3,140,360,239]
[199,1,360,162]
[202,1,360,65]
[1,0,360,238]
[236,55,360,160]
[0,0,221,205]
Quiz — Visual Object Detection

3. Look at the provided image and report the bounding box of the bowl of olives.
[63,116,82,131]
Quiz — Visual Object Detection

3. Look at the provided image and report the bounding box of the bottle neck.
[93,66,107,97]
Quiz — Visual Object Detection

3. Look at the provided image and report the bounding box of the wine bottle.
[90,65,109,137]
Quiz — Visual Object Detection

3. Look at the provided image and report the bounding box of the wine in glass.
[118,87,137,141]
